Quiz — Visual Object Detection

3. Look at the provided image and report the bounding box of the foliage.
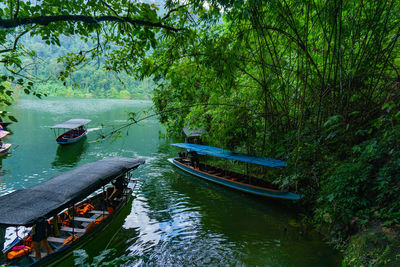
[343,230,400,266]
[3,35,155,100]
[0,0,194,110]
[142,0,400,265]
[148,0,400,150]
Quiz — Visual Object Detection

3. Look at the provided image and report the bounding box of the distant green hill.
[15,35,155,100]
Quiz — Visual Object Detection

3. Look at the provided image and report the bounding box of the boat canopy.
[0,157,144,227]
[183,126,207,137]
[171,143,286,168]
[51,119,91,129]
[0,130,10,139]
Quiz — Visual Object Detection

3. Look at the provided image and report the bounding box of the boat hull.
[3,190,133,267]
[168,158,301,200]
[35,193,133,267]
[56,129,87,145]
[0,143,11,155]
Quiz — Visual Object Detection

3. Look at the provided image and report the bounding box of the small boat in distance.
[169,143,302,200]
[51,119,91,145]
[0,157,144,266]
[0,130,11,155]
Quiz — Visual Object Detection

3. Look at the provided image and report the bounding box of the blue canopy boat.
[51,119,91,145]
[169,143,302,200]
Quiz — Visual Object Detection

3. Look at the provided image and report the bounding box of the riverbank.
[273,114,400,266]
[162,107,400,266]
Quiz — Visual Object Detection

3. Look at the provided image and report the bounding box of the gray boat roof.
[0,130,9,139]
[51,119,91,129]
[183,126,207,137]
[0,157,144,227]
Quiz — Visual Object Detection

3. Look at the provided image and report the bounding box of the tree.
[119,89,131,99]
[0,0,195,120]
[139,2,400,263]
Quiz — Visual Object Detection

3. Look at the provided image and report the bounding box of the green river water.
[0,98,340,266]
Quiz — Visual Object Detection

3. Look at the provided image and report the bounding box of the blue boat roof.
[171,143,286,168]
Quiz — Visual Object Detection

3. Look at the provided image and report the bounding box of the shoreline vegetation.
[10,85,153,101]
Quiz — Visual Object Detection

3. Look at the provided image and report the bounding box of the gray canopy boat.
[0,157,144,266]
[51,119,91,145]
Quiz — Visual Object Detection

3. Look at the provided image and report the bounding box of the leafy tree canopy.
[139,2,400,264]
[0,0,211,120]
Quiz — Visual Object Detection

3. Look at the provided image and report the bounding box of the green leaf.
[8,115,18,122]
[73,249,89,266]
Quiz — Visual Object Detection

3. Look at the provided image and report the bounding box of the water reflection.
[52,137,88,168]
[118,141,342,266]
[0,157,4,185]
[0,150,13,178]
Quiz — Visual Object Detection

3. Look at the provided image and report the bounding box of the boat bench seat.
[88,210,109,215]
[73,217,96,222]
[60,226,86,234]
[47,236,67,243]
[30,251,48,257]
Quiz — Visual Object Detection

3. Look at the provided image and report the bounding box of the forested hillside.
[3,35,155,100]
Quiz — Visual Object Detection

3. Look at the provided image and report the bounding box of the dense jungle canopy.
[1,0,400,265]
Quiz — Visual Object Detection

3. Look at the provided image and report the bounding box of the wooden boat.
[0,157,144,266]
[169,143,302,200]
[0,130,11,155]
[51,119,91,145]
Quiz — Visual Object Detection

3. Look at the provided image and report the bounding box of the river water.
[0,98,340,266]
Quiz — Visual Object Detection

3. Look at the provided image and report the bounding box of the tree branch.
[0,27,33,54]
[14,0,20,19]
[162,5,189,20]
[0,15,181,32]
[97,103,283,141]
[100,0,119,17]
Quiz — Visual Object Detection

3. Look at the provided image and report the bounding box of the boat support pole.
[102,186,105,217]
[53,216,60,237]
[71,204,75,237]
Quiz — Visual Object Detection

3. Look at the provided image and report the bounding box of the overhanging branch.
[97,103,284,141]
[0,26,35,54]
[0,15,181,32]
